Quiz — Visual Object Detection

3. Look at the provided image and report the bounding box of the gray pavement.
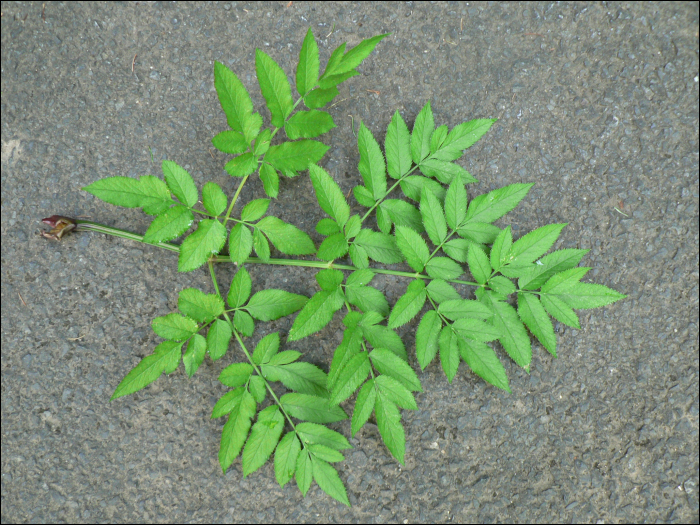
[1,2,698,523]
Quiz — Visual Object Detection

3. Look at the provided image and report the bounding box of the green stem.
[360,165,420,224]
[73,220,480,286]
[222,173,251,224]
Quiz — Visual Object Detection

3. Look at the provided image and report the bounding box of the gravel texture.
[1,2,698,523]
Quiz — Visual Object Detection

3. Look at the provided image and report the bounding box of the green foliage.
[73,29,626,506]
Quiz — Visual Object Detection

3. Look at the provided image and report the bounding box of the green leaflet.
[438,299,491,321]
[331,33,389,75]
[311,456,350,507]
[242,405,285,476]
[296,28,319,97]
[380,199,424,234]
[426,257,464,280]
[465,183,533,224]
[183,334,207,377]
[253,228,270,261]
[518,248,589,290]
[430,125,448,154]
[467,243,491,285]
[256,216,316,255]
[444,176,468,230]
[488,298,532,370]
[212,386,246,418]
[419,159,475,185]
[517,292,557,356]
[316,268,344,291]
[275,432,301,488]
[304,86,338,109]
[162,160,198,208]
[351,379,376,436]
[354,229,404,264]
[541,294,580,329]
[280,393,347,423]
[426,279,461,303]
[385,110,412,179]
[288,287,345,341]
[228,267,252,309]
[262,362,329,398]
[416,310,441,369]
[370,349,422,392]
[229,223,253,266]
[178,288,224,323]
[245,289,308,321]
[219,389,256,472]
[178,219,227,272]
[259,163,279,198]
[214,61,254,133]
[296,448,313,495]
[295,422,352,451]
[234,310,255,336]
[508,223,567,266]
[411,101,434,164]
[225,152,258,178]
[357,122,387,200]
[255,49,293,128]
[111,341,182,400]
[330,352,371,405]
[394,225,429,272]
[375,391,406,464]
[345,285,389,316]
[251,332,280,365]
[541,267,625,309]
[375,374,417,410]
[458,339,510,392]
[400,175,446,203]
[264,140,329,172]
[241,198,270,222]
[420,187,447,245]
[432,118,497,161]
[219,362,254,389]
[388,279,426,328]
[152,313,198,341]
[202,182,228,215]
[212,130,248,155]
[207,318,233,360]
[143,205,193,244]
[83,175,173,213]
[317,233,349,261]
[490,226,513,272]
[285,110,336,140]
[309,164,350,227]
[439,326,460,382]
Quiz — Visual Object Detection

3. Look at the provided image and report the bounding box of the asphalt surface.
[2,2,698,523]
